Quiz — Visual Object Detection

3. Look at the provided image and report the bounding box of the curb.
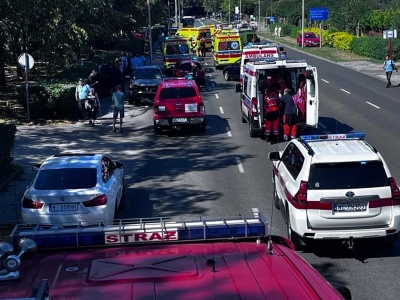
[0,165,23,192]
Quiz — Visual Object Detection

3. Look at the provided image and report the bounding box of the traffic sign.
[18,53,34,69]
[309,7,328,21]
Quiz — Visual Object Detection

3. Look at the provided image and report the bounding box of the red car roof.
[0,239,344,300]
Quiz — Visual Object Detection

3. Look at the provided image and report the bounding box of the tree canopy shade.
[0,0,167,74]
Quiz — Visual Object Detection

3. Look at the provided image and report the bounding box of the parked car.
[223,59,241,81]
[173,58,206,88]
[21,153,125,226]
[129,65,164,105]
[297,32,321,47]
[153,77,206,134]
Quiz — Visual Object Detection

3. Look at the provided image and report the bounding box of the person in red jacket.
[264,85,280,142]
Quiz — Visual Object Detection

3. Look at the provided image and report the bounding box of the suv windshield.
[135,69,161,80]
[159,87,197,99]
[308,161,388,190]
[34,168,97,190]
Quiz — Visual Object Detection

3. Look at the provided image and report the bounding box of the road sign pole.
[24,54,30,122]
[320,22,322,49]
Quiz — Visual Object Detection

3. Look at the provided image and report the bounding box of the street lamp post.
[229,0,230,23]
[301,0,304,48]
[147,0,153,64]
[257,0,261,32]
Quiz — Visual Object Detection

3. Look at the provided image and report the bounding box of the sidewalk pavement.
[0,41,398,226]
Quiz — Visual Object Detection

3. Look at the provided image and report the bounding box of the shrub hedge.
[274,23,400,61]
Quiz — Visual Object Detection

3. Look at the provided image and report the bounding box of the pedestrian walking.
[85,88,100,126]
[112,85,125,132]
[383,55,397,88]
[281,88,297,141]
[75,78,91,121]
[274,26,278,37]
[277,26,282,37]
[264,85,280,142]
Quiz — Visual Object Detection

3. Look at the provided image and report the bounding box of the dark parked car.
[129,65,164,105]
[173,58,206,89]
[223,59,241,81]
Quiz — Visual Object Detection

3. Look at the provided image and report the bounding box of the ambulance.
[213,33,243,69]
[240,42,281,80]
[236,58,319,138]
[237,28,260,46]
[177,27,212,52]
[162,35,191,69]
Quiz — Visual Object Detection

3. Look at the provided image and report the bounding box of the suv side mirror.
[235,83,242,93]
[269,151,281,161]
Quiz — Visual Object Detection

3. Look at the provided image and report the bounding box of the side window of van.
[244,76,249,97]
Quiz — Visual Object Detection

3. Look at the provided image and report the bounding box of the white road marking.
[321,79,330,83]
[235,157,245,173]
[219,107,224,114]
[366,102,380,109]
[341,89,351,94]
[215,94,219,99]
[227,130,232,137]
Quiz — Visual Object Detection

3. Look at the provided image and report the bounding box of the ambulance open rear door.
[305,66,318,127]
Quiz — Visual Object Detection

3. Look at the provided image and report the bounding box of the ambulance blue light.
[178,224,266,240]
[299,132,365,141]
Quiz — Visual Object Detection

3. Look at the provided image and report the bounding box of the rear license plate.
[333,202,367,212]
[49,203,78,212]
[172,118,187,123]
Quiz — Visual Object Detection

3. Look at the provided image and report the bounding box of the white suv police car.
[269,133,400,248]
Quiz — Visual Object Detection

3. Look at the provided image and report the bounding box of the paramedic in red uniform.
[281,88,297,141]
[264,85,280,142]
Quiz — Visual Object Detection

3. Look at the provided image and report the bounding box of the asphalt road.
[2,21,400,299]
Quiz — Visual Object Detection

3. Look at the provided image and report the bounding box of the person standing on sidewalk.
[383,55,397,88]
[112,85,125,132]
[75,79,90,121]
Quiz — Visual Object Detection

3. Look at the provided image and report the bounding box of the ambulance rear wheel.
[249,116,257,137]
[241,109,246,123]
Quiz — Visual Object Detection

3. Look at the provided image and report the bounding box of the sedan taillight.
[200,105,205,114]
[82,194,108,207]
[22,197,44,209]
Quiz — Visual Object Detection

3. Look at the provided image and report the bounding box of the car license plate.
[49,203,78,212]
[172,118,187,123]
[333,202,367,212]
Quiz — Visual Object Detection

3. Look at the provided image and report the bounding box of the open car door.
[305,66,318,127]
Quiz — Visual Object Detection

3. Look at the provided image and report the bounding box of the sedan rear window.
[308,161,388,190]
[159,87,197,99]
[34,168,97,190]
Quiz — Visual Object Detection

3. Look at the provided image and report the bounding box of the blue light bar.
[299,132,365,141]
[185,74,193,80]
[11,209,267,249]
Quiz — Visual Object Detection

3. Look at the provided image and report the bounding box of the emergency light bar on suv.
[10,208,267,249]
